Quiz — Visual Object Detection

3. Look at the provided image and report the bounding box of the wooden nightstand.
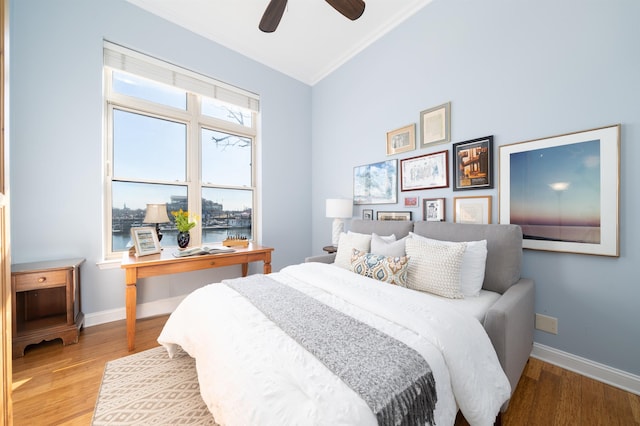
[11,258,85,357]
[323,245,338,254]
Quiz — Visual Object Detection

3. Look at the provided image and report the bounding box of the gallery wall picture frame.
[400,150,449,191]
[377,211,412,221]
[130,226,161,256]
[420,102,451,148]
[363,209,374,220]
[404,196,419,207]
[386,123,416,156]
[499,124,620,257]
[453,135,494,191]
[353,159,398,205]
[423,198,445,222]
[454,196,492,224]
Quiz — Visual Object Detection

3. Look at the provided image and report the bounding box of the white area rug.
[92,346,218,425]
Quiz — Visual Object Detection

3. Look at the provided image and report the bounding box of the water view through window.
[106,64,256,254]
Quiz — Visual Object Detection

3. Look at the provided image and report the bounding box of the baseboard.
[84,295,187,327]
[532,343,640,396]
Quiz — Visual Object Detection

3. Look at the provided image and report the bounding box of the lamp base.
[155,223,163,242]
[331,218,344,247]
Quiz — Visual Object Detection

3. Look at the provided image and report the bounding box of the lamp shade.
[325,198,353,219]
[143,203,170,224]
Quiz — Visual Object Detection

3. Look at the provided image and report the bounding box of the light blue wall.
[311,0,640,376]
[11,0,640,379]
[10,0,311,314]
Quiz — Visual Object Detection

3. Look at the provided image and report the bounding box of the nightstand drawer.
[14,270,68,292]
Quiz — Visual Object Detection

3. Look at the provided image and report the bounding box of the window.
[103,42,260,259]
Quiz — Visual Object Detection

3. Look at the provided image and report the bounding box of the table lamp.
[143,203,170,241]
[326,198,353,247]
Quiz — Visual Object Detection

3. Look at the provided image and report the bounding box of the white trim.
[309,0,435,85]
[532,342,640,396]
[83,295,186,327]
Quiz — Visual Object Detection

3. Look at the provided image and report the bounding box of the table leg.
[242,263,248,277]
[263,252,272,274]
[125,269,137,351]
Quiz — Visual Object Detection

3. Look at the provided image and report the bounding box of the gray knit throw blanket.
[224,275,437,426]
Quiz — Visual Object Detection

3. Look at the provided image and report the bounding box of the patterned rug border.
[92,346,218,425]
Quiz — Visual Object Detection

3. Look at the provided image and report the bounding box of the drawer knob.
[38,277,47,283]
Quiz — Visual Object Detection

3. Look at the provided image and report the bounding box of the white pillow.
[334,232,372,269]
[410,232,488,297]
[405,238,466,299]
[371,233,406,257]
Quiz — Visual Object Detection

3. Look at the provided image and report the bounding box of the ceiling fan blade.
[259,0,288,33]
[325,0,365,21]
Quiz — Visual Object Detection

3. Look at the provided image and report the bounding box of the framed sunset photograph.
[499,124,620,256]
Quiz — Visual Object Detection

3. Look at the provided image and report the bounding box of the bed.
[158,222,532,426]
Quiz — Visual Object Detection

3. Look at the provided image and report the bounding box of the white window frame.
[102,42,259,260]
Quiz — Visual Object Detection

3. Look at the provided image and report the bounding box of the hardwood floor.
[12,316,166,425]
[12,315,640,425]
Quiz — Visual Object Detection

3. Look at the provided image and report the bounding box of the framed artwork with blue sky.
[499,124,620,256]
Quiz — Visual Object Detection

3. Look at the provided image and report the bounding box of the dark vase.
[177,231,190,249]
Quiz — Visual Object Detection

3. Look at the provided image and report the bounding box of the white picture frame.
[130,226,161,256]
[499,124,620,256]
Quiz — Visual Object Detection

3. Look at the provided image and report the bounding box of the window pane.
[201,128,252,186]
[112,181,187,251]
[113,71,186,110]
[202,188,252,244]
[113,109,186,181]
[202,96,252,128]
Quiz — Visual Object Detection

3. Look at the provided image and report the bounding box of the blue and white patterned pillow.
[350,249,410,286]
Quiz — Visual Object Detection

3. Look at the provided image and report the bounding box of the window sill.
[96,258,121,270]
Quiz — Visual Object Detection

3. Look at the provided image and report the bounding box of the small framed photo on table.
[130,226,161,256]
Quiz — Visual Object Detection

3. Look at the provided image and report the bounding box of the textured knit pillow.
[350,249,409,286]
[405,238,466,298]
[410,233,488,297]
[334,232,372,269]
[371,233,407,257]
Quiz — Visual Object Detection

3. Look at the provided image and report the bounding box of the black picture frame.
[452,136,493,191]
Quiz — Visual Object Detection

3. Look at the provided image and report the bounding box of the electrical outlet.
[535,313,558,334]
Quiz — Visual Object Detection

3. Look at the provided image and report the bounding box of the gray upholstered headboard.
[412,221,522,294]
[347,220,523,294]
[350,219,413,239]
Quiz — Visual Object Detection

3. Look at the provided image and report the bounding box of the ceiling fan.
[259,0,366,33]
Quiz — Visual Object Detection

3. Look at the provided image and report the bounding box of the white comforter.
[158,262,510,426]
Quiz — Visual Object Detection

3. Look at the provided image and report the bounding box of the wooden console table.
[121,244,274,351]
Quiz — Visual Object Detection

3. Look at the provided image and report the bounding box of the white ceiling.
[125,0,433,85]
